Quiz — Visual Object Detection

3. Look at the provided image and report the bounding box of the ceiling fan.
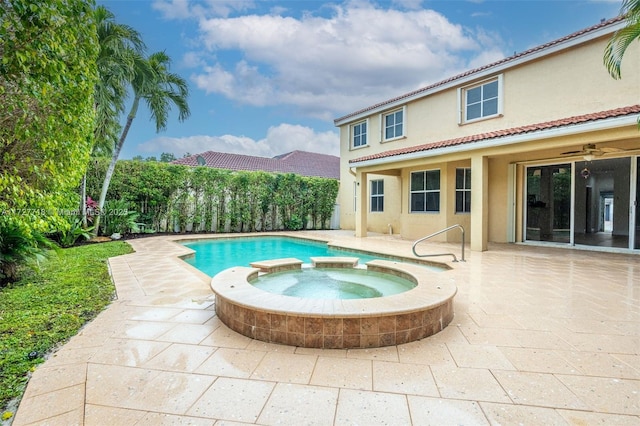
[561,143,624,157]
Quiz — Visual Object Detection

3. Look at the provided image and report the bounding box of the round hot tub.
[210,257,457,349]
[251,266,417,299]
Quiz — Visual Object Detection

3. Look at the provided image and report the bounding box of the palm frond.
[93,5,147,153]
[604,0,640,79]
[139,51,191,131]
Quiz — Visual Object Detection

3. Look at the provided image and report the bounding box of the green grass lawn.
[0,241,134,415]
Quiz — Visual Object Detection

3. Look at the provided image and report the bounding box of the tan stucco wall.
[339,34,639,164]
[364,174,402,234]
[445,160,472,243]
[487,157,510,243]
[337,26,640,247]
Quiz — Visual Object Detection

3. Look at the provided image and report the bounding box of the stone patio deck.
[11,231,640,425]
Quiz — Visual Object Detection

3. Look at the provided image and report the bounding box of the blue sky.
[98,0,623,160]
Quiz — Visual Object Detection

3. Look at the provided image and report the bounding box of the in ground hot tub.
[210,257,457,349]
[251,264,416,299]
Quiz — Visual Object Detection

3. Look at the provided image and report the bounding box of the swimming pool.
[182,236,397,277]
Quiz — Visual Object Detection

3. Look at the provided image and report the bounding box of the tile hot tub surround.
[210,257,457,349]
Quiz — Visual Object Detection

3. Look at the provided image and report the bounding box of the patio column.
[355,171,368,237]
[470,155,488,251]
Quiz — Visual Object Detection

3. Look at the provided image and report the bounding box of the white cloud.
[153,0,256,19]
[193,60,274,105]
[263,123,339,155]
[182,51,207,68]
[466,47,505,70]
[391,0,424,10]
[192,63,240,98]
[136,123,340,158]
[185,1,504,117]
[152,0,192,20]
[465,27,505,68]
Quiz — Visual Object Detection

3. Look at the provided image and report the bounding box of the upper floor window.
[410,170,440,212]
[370,179,384,212]
[455,168,471,213]
[383,108,404,140]
[460,76,502,123]
[352,121,367,148]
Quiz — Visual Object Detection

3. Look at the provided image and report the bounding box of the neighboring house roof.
[350,105,640,165]
[173,150,340,179]
[335,16,625,125]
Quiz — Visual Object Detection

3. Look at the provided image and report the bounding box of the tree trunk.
[81,173,87,228]
[94,96,140,234]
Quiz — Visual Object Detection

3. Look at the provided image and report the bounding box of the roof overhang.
[334,19,625,127]
[349,114,639,168]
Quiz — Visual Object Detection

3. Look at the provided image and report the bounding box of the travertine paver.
[257,383,339,426]
[335,388,412,425]
[11,231,640,425]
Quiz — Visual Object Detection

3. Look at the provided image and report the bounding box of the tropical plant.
[0,220,54,286]
[189,167,231,232]
[169,189,194,233]
[1,0,98,283]
[308,177,338,229]
[85,160,339,233]
[604,0,640,79]
[93,5,145,150]
[0,0,99,237]
[85,196,100,223]
[82,5,146,227]
[160,152,176,162]
[94,51,190,233]
[101,199,139,236]
[54,218,94,248]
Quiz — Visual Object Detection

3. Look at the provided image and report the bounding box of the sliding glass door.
[525,157,638,250]
[525,164,571,243]
[574,158,630,248]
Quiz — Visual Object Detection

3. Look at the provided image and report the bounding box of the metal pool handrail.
[412,224,465,262]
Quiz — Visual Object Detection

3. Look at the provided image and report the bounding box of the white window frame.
[455,168,471,213]
[380,106,406,142]
[351,120,368,149]
[410,169,440,213]
[457,75,503,124]
[370,179,384,212]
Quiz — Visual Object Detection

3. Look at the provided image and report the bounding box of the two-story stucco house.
[334,16,640,253]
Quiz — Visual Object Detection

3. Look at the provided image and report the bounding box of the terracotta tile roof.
[335,16,624,124]
[173,150,340,179]
[350,105,640,164]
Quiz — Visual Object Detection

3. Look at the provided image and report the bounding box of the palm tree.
[85,6,146,227]
[93,5,145,149]
[94,51,190,234]
[604,0,640,79]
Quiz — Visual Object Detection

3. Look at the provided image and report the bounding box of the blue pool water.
[182,236,386,277]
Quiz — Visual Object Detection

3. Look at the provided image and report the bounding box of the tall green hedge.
[0,0,99,234]
[86,159,339,234]
[0,0,99,282]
